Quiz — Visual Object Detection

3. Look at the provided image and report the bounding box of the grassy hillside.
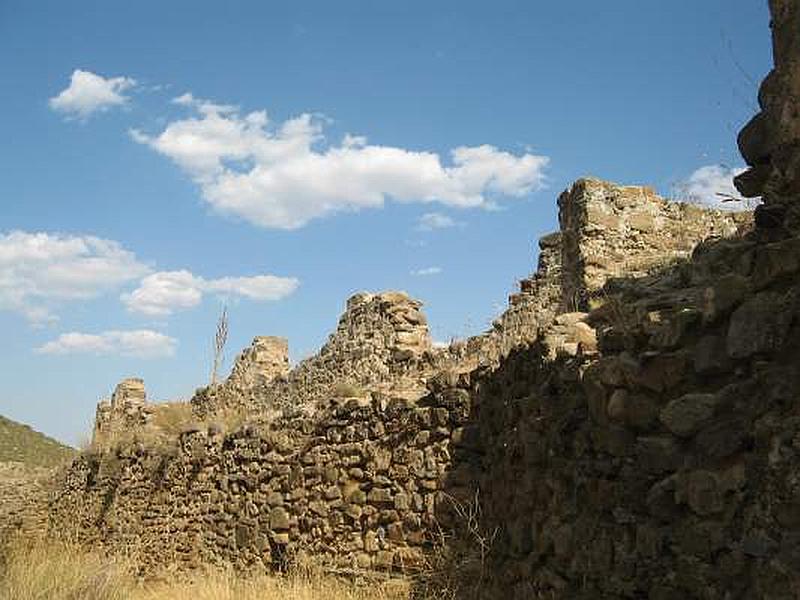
[0,415,74,467]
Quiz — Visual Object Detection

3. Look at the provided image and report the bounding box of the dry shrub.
[205,406,250,435]
[332,382,367,398]
[149,402,195,436]
[0,537,409,600]
[410,490,498,600]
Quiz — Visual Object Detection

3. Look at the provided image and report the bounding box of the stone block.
[727,291,794,358]
[660,393,718,437]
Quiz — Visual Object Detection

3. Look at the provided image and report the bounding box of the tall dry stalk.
[210,306,229,386]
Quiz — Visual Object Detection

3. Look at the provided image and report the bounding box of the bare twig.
[210,306,229,386]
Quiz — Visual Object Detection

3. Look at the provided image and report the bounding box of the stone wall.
[93,378,153,448]
[558,178,750,311]
[453,180,749,366]
[192,291,434,419]
[736,0,800,233]
[50,390,468,575]
[63,181,753,587]
[227,336,290,391]
[439,225,800,598]
[0,462,54,540]
[55,181,752,591]
[50,215,800,597]
[487,232,563,356]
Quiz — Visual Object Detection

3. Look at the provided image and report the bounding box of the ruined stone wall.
[192,291,434,418]
[558,178,750,311]
[487,232,563,356]
[451,180,749,368]
[42,3,800,597]
[435,20,800,590]
[440,224,800,599]
[50,390,468,575]
[93,378,154,448]
[736,0,800,232]
[52,222,800,597]
[60,181,756,594]
[227,336,290,391]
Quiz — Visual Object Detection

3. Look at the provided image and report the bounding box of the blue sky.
[0,1,771,443]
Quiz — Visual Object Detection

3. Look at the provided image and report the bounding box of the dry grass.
[138,569,409,600]
[148,402,195,436]
[0,537,134,600]
[0,537,409,600]
[331,382,368,398]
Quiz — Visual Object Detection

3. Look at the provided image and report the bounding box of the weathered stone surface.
[193,291,434,417]
[93,378,154,447]
[558,178,749,311]
[735,0,800,231]
[727,292,794,358]
[229,336,290,388]
[660,394,718,438]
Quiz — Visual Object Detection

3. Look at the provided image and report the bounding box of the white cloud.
[36,330,177,358]
[50,69,136,120]
[411,266,442,276]
[121,270,202,316]
[674,165,754,209]
[416,212,459,231]
[131,94,549,229]
[0,231,150,324]
[203,275,300,300]
[0,232,298,323]
[122,269,299,316]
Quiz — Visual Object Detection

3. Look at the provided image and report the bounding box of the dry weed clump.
[0,536,134,600]
[331,382,368,399]
[410,490,499,600]
[0,536,409,600]
[86,402,255,457]
[149,402,195,436]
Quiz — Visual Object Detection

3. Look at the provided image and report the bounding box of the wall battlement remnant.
[226,336,291,391]
[191,291,434,419]
[93,378,153,447]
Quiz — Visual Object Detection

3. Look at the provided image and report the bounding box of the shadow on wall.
[422,228,800,599]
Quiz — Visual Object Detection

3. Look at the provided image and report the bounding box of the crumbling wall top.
[93,378,152,446]
[735,0,800,231]
[227,336,290,391]
[193,290,433,417]
[110,378,146,409]
[558,177,750,310]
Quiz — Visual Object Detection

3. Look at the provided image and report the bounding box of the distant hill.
[0,415,75,467]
